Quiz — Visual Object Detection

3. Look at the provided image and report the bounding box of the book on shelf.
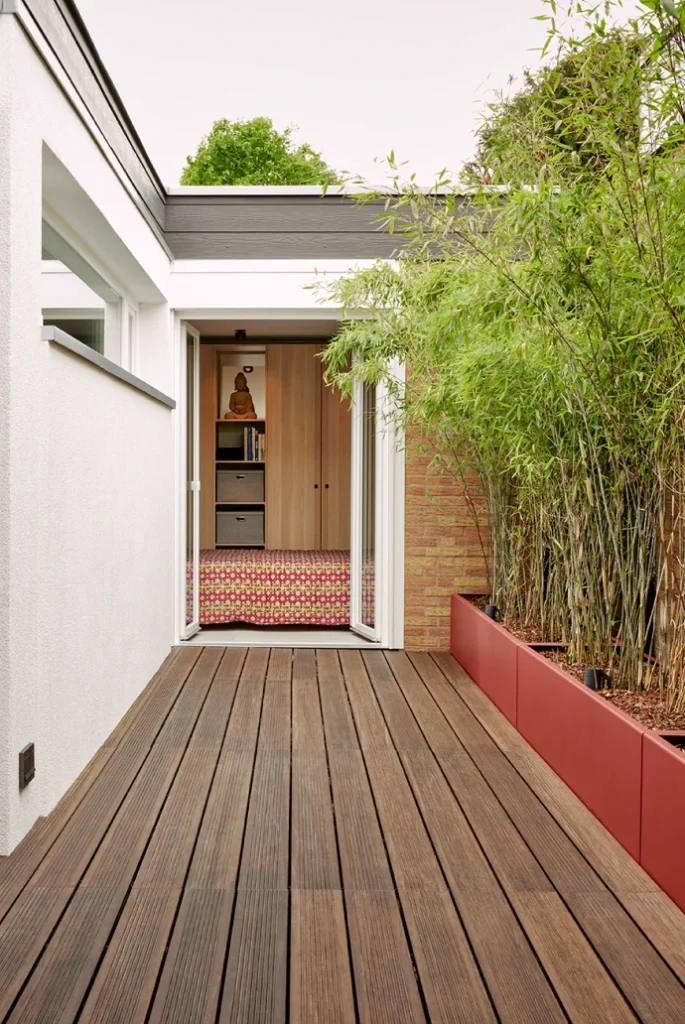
[242,426,265,462]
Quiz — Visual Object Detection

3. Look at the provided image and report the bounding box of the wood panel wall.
[321,385,351,550]
[266,345,323,550]
[199,342,351,552]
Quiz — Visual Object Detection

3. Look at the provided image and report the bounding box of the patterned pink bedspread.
[196,549,350,625]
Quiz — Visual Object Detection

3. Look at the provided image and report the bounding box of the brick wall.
[404,429,490,650]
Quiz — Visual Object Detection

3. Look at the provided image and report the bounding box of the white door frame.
[172,312,405,648]
[349,363,405,647]
[178,321,201,639]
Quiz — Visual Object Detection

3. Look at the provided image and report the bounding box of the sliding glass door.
[182,324,201,639]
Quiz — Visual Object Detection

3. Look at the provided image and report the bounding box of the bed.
[194,549,351,626]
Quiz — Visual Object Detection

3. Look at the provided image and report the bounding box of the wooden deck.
[1,648,685,1023]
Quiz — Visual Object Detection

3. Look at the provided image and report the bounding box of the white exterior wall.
[41,261,106,312]
[0,16,175,855]
[171,258,377,316]
[0,14,399,857]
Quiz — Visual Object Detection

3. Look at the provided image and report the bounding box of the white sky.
[75,0,640,188]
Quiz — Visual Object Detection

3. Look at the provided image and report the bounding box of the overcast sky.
[75,0,638,188]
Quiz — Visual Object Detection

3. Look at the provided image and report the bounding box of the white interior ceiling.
[188,318,340,339]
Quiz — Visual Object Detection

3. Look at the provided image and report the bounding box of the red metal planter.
[516,646,645,861]
[641,732,685,912]
[450,596,685,907]
[450,594,519,726]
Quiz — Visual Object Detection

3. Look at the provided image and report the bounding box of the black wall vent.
[19,743,35,790]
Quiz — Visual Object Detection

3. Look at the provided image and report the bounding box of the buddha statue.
[224,371,257,420]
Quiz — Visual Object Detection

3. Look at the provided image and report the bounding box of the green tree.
[180,116,338,186]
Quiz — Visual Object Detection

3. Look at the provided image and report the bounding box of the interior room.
[188,320,358,641]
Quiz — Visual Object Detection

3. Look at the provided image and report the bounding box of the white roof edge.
[167,186,337,196]
[165,185,476,197]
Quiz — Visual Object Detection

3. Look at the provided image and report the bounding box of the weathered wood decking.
[1,647,685,1023]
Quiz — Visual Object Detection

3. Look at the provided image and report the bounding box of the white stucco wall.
[0,13,400,857]
[41,261,106,311]
[170,258,376,316]
[0,16,176,854]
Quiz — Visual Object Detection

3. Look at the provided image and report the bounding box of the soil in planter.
[538,650,685,730]
[463,594,490,612]
[503,620,545,644]
[468,600,685,730]
[597,690,685,732]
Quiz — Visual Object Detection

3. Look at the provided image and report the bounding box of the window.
[41,220,123,363]
[41,312,105,354]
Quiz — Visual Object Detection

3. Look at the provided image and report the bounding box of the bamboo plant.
[322,0,685,708]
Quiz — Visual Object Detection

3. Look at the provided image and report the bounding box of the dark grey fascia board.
[42,326,176,408]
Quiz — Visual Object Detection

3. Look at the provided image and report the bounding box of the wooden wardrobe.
[266,344,351,550]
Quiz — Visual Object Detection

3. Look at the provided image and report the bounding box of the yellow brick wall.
[404,429,490,650]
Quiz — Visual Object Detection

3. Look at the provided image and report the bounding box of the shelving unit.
[215,419,266,548]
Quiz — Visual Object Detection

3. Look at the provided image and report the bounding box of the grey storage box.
[216,510,264,545]
[217,469,265,502]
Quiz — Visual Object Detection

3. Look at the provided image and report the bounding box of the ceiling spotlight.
[243,365,254,373]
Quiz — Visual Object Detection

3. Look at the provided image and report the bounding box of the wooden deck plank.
[184,647,269,891]
[400,887,498,1024]
[388,651,552,894]
[564,891,685,1024]
[318,651,425,1021]
[430,651,657,894]
[318,651,394,892]
[79,887,181,1024]
[621,893,685,986]
[410,653,606,894]
[345,890,426,1024]
[508,892,639,1024]
[386,652,641,1019]
[292,649,325,751]
[0,647,210,1020]
[290,890,356,1024]
[236,649,291,891]
[0,648,196,926]
[366,653,566,1023]
[430,651,685,988]
[291,752,340,890]
[316,649,360,749]
[338,650,393,751]
[7,648,235,1024]
[216,652,292,1024]
[340,651,497,1023]
[291,650,340,890]
[218,889,289,1024]
[1,645,685,1024]
[418,652,685,1022]
[148,889,234,1024]
[75,652,245,1024]
[148,649,268,1024]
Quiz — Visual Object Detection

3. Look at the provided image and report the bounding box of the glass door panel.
[182,325,200,638]
[351,380,380,640]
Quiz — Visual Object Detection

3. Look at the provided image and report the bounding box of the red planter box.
[450,594,519,726]
[517,645,645,861]
[450,595,685,909]
[641,732,685,911]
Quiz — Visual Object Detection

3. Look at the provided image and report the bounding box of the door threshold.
[179,626,381,648]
